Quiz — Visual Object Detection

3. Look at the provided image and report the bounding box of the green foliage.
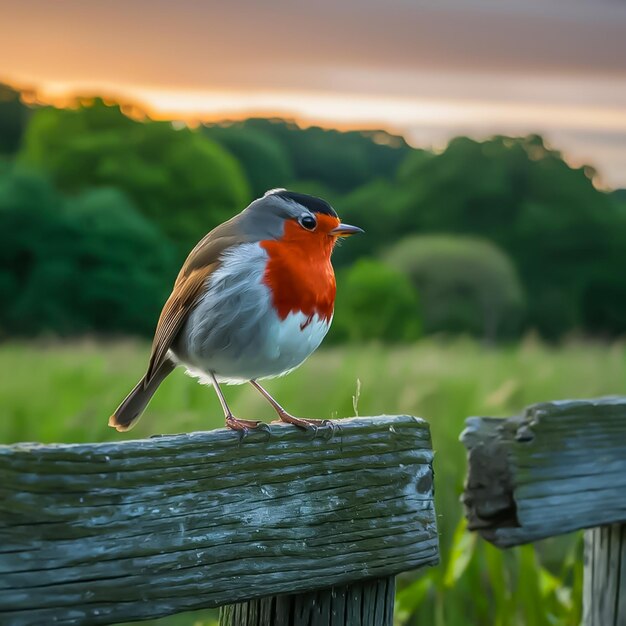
[0,83,29,155]
[398,517,582,626]
[331,178,412,268]
[19,100,250,257]
[331,259,421,343]
[206,118,411,193]
[63,187,176,334]
[579,200,626,335]
[203,124,294,197]
[386,235,525,341]
[0,164,174,337]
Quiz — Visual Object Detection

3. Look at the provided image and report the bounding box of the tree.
[206,118,412,193]
[0,83,29,155]
[0,164,175,337]
[331,178,412,268]
[19,100,250,258]
[385,235,525,342]
[63,187,176,334]
[580,202,626,335]
[203,124,294,197]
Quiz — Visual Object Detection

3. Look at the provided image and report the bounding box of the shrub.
[385,235,525,341]
[331,259,421,343]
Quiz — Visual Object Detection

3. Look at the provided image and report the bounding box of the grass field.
[3,338,625,625]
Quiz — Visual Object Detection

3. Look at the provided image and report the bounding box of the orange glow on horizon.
[14,80,626,134]
[6,77,626,190]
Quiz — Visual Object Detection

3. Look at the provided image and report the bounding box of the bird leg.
[209,372,269,435]
[249,380,334,433]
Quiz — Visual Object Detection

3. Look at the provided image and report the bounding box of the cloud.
[4,0,626,94]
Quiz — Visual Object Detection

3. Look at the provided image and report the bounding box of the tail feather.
[109,358,175,432]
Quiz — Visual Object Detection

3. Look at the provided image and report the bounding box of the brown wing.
[144,216,246,386]
[145,266,215,384]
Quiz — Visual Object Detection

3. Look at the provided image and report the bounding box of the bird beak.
[330,223,364,238]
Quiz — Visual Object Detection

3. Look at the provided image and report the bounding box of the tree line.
[1,82,625,342]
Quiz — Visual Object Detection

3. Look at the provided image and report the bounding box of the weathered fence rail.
[462,397,626,626]
[0,415,438,626]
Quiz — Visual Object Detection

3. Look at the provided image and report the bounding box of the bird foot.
[273,413,338,439]
[225,415,270,441]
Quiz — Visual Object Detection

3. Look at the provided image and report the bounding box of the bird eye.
[299,214,317,230]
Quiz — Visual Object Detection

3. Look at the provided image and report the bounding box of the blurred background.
[2,0,626,624]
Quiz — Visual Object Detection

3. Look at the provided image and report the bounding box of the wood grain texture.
[218,576,395,626]
[461,397,626,547]
[583,524,626,626]
[0,415,438,625]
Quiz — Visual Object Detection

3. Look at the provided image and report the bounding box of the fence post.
[219,576,395,626]
[584,524,626,626]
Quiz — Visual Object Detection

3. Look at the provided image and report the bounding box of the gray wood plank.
[461,397,626,547]
[0,416,438,625]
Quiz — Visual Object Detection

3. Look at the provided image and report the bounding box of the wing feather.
[145,265,217,385]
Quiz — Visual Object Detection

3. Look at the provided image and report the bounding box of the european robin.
[110,189,362,434]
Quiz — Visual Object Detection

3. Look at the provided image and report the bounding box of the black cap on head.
[271,190,338,218]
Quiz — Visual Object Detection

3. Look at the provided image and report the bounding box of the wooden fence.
[0,416,438,626]
[4,397,625,625]
[462,397,626,626]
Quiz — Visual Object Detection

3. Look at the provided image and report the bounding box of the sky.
[2,0,626,187]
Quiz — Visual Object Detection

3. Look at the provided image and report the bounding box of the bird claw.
[275,414,339,440]
[321,419,341,440]
[303,422,321,441]
[226,416,271,443]
[256,421,272,442]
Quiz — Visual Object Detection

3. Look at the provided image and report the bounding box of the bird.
[109,189,363,434]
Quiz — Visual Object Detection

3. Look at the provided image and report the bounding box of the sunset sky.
[3,0,626,187]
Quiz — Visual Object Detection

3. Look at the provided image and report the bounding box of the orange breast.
[260,217,338,325]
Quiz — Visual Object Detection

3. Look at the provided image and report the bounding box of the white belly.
[173,243,331,384]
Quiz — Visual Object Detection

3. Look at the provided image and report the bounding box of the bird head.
[241,189,363,254]
[238,189,363,322]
